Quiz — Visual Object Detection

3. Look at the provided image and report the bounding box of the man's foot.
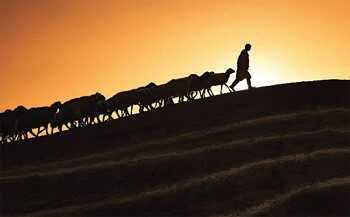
[248,86,255,90]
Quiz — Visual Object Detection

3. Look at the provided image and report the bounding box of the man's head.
[244,43,252,51]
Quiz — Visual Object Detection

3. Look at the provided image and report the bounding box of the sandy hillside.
[0,80,349,217]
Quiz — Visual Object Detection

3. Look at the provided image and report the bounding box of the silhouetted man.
[230,43,253,90]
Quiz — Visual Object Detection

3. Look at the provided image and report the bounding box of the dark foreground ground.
[0,79,350,217]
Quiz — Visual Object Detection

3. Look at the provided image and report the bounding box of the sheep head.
[50,101,62,112]
[14,105,27,114]
[225,68,235,74]
[95,92,106,102]
[146,82,157,88]
[189,74,199,79]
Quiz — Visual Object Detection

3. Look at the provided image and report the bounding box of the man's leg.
[230,78,240,90]
[246,77,253,89]
[246,71,253,89]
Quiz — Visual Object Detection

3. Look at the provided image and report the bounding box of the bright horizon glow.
[1,0,349,111]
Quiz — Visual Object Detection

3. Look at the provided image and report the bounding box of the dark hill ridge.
[1,79,349,168]
[0,79,350,217]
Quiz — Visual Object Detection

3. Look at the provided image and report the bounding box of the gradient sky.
[1,0,349,111]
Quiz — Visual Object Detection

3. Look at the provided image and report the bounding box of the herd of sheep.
[0,68,235,143]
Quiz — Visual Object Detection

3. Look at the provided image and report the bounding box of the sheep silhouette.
[52,93,105,132]
[16,101,61,138]
[2,68,237,143]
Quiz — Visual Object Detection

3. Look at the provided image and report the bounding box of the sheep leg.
[80,119,86,127]
[15,132,21,140]
[108,112,115,120]
[224,84,233,92]
[127,107,131,115]
[24,131,29,139]
[97,115,102,123]
[115,110,121,118]
[69,121,77,128]
[139,104,144,113]
[79,119,85,127]
[144,105,150,111]
[97,115,103,123]
[45,126,50,135]
[220,85,223,94]
[129,105,133,115]
[60,124,65,132]
[193,91,198,99]
[184,95,189,101]
[8,134,14,142]
[21,131,28,140]
[188,91,193,99]
[15,132,22,141]
[16,133,22,141]
[3,135,9,143]
[204,89,209,98]
[36,127,42,137]
[200,89,205,98]
[67,122,73,129]
[186,93,193,101]
[90,116,96,124]
[84,117,90,125]
[82,117,87,125]
[103,114,109,121]
[38,126,46,135]
[83,118,89,125]
[94,115,98,123]
[193,90,201,99]
[1,136,6,144]
[204,89,208,96]
[81,119,86,126]
[67,121,77,129]
[29,129,36,137]
[88,116,94,124]
[79,119,86,127]
[152,103,157,110]
[166,98,172,106]
[1,135,8,144]
[10,134,16,142]
[1,136,5,144]
[208,88,214,96]
[94,115,100,123]
[148,104,153,111]
[66,123,72,129]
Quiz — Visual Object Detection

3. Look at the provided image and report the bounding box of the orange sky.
[1,0,349,111]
